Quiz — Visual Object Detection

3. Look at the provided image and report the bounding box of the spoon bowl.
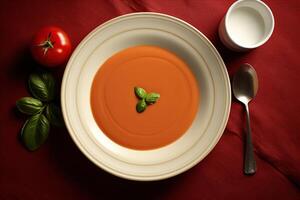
[233,63,258,104]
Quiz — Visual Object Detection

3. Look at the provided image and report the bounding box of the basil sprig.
[134,86,160,113]
[16,72,64,151]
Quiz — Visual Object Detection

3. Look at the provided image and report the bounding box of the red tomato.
[31,26,72,67]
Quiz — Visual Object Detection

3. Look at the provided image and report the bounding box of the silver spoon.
[233,63,258,175]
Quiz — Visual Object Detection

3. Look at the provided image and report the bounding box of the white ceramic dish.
[61,12,231,181]
[219,0,274,51]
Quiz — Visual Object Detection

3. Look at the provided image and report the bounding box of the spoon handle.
[244,103,256,175]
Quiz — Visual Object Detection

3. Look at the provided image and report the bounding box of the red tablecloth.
[1,0,300,199]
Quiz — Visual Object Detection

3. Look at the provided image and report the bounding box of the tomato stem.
[37,32,54,55]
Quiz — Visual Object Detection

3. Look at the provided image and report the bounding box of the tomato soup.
[90,46,199,150]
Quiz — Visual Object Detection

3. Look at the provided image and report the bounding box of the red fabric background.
[1,0,300,199]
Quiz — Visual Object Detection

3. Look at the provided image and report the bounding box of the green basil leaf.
[40,72,55,99]
[45,103,64,127]
[21,114,50,151]
[134,87,147,99]
[136,99,147,113]
[145,93,160,104]
[28,72,55,102]
[16,97,43,115]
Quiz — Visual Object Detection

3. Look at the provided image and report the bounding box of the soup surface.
[90,46,199,150]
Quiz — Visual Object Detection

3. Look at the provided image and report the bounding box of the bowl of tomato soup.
[61,13,231,181]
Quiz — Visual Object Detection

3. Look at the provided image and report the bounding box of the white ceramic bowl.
[61,12,231,181]
[219,0,274,51]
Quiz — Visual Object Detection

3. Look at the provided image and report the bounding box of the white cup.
[218,0,274,51]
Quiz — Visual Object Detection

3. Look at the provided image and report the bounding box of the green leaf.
[134,87,147,99]
[145,93,160,104]
[40,72,55,99]
[136,99,147,113]
[21,114,50,151]
[16,97,43,115]
[45,103,64,127]
[28,72,55,102]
